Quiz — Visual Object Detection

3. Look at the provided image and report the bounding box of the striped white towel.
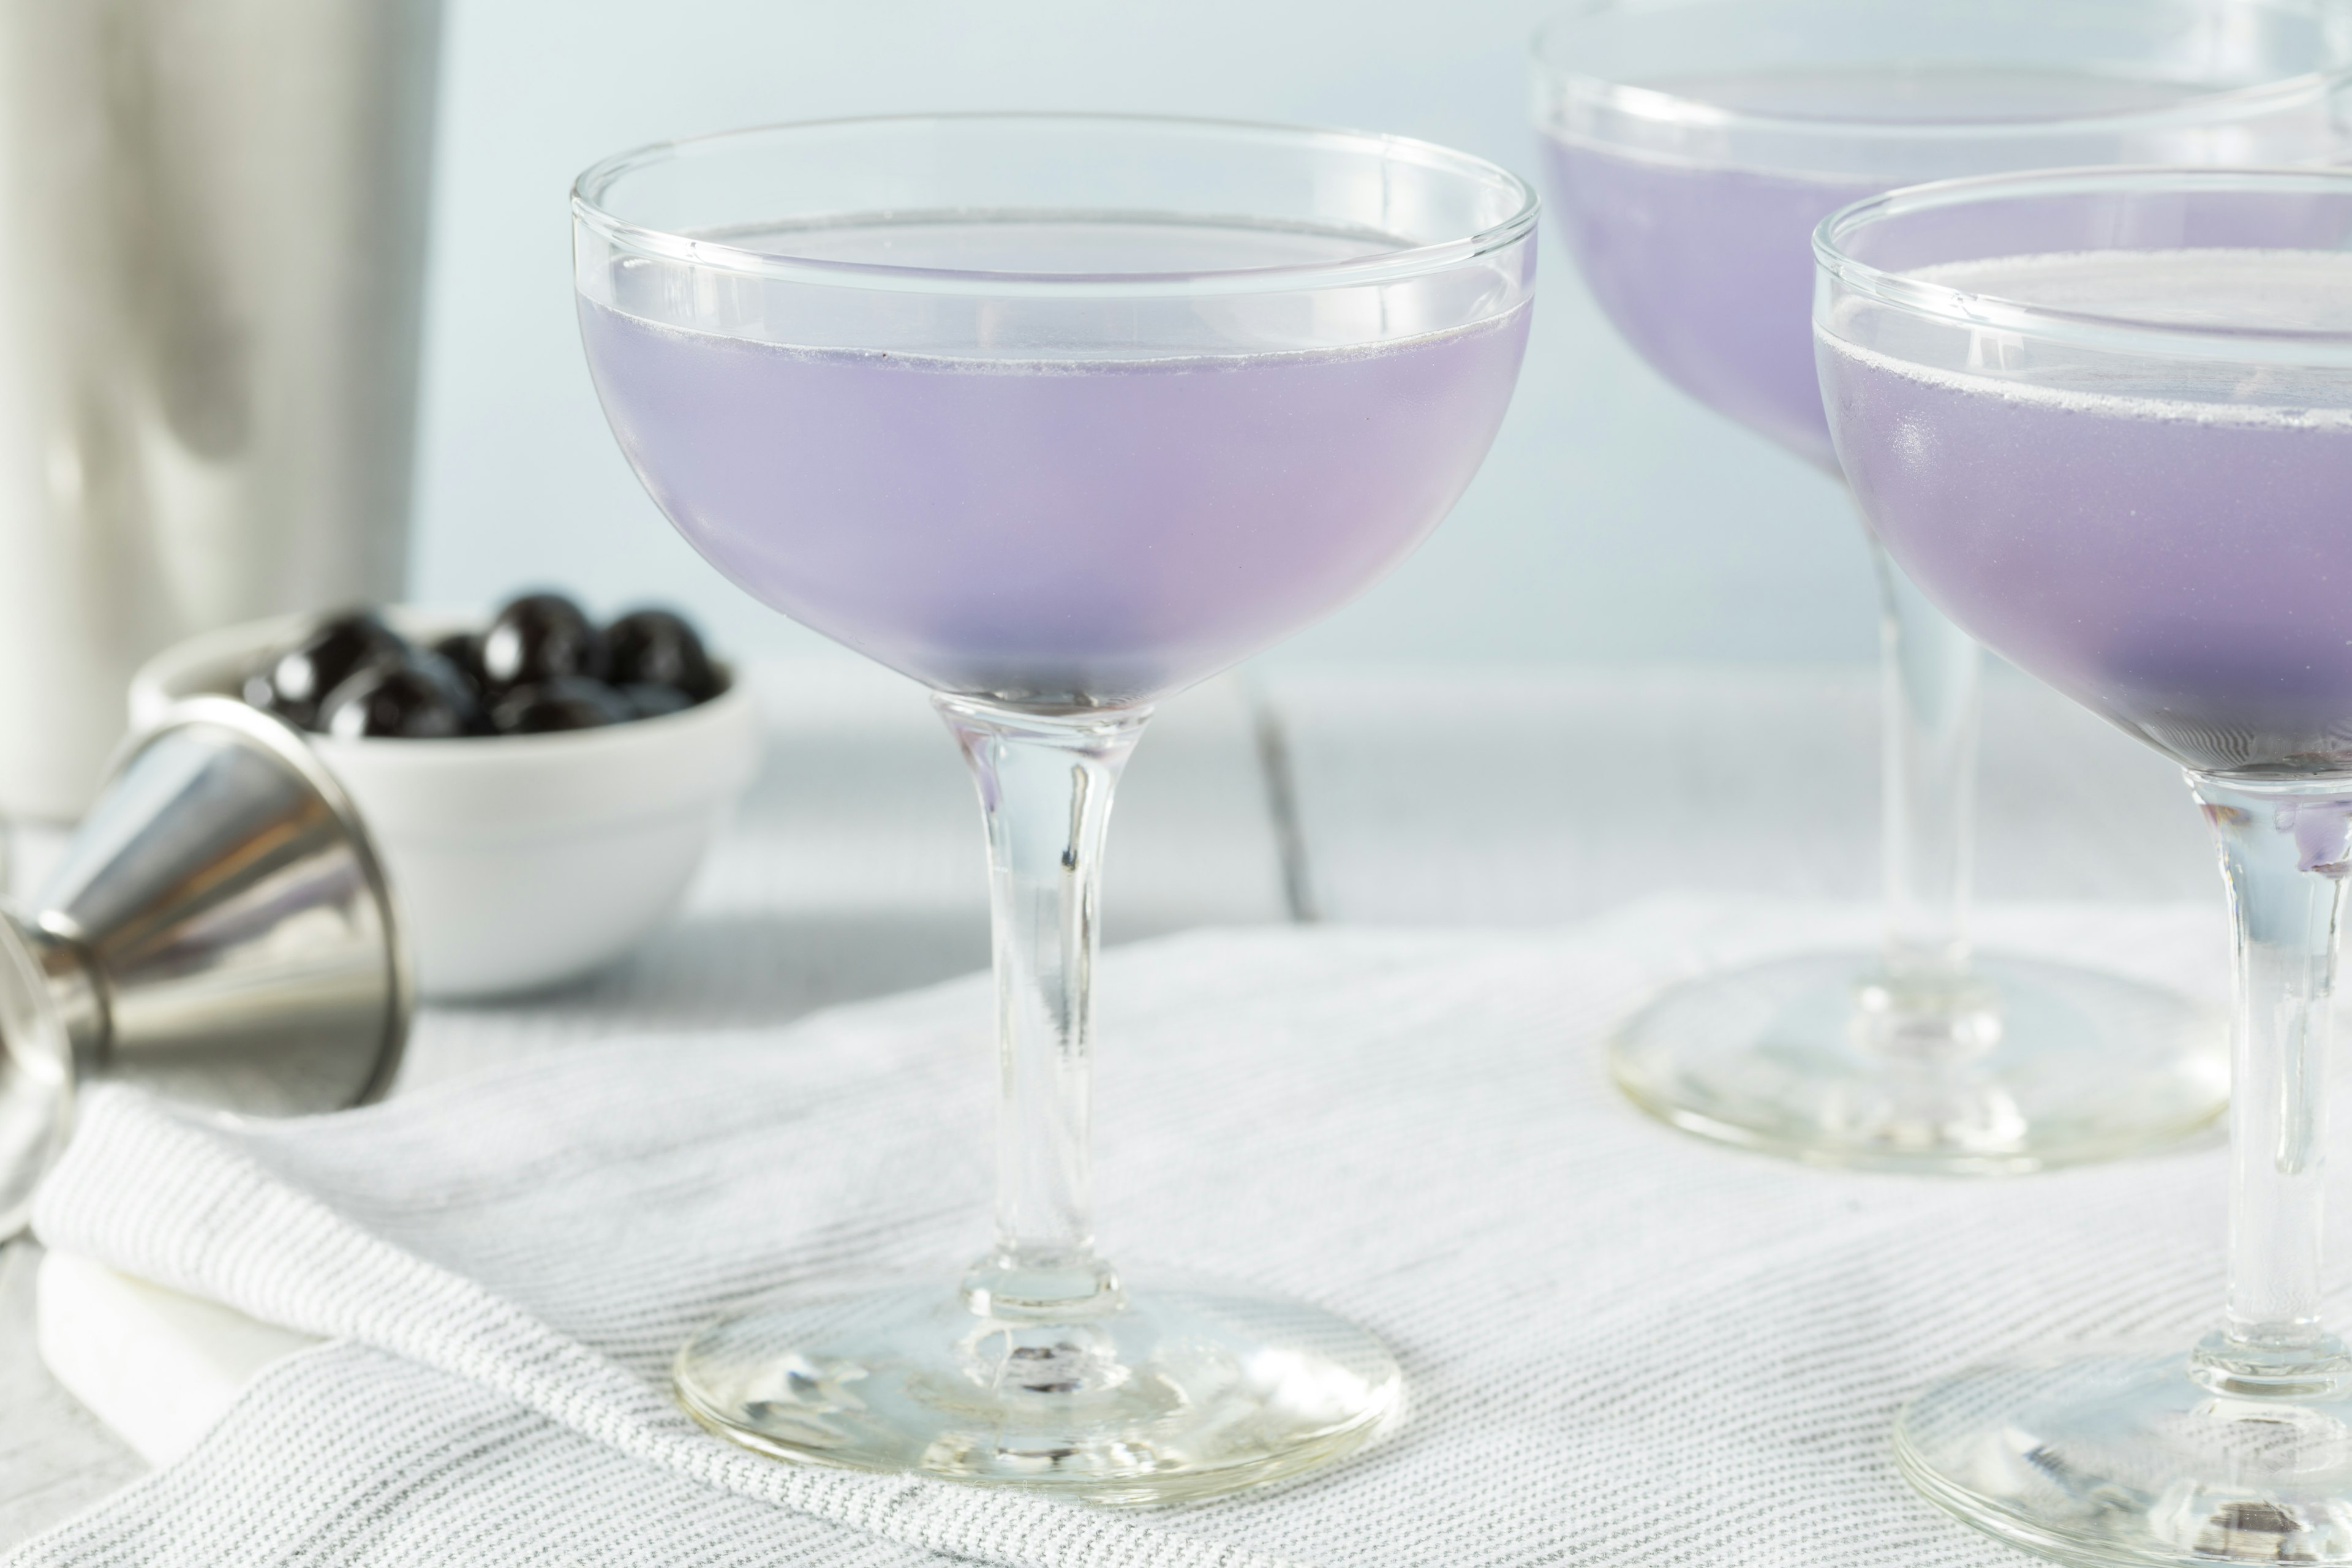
[11,901,2278,1567]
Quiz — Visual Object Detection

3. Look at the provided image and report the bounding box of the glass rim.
[570,111,1540,300]
[1812,164,2352,360]
[1529,0,2352,144]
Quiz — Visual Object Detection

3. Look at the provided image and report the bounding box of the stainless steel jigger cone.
[0,696,409,1234]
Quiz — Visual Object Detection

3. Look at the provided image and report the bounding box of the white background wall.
[409,0,1880,671]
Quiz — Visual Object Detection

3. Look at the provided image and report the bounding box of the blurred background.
[417,0,1875,671]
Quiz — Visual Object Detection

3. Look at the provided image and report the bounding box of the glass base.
[1898,1348,2352,1567]
[1609,950,2225,1174]
[672,1270,1403,1505]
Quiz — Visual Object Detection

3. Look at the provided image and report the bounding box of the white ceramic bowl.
[129,608,760,1000]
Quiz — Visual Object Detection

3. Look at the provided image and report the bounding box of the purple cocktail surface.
[1821,249,2352,775]
[1541,143,1872,467]
[1541,68,2206,469]
[578,223,1529,707]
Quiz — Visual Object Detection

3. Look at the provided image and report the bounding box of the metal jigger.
[0,697,410,1235]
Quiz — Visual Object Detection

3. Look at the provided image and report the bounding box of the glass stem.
[1872,535,1981,985]
[938,695,1147,1319]
[2191,775,2352,1390]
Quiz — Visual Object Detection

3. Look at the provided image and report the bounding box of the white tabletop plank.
[1263,665,2218,925]
[0,1246,143,1545]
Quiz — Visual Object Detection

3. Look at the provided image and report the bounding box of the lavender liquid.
[1821,251,2352,774]
[1541,68,2209,470]
[579,225,1529,709]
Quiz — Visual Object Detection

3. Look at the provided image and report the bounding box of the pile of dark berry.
[244,593,723,739]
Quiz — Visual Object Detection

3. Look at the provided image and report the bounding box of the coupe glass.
[1819,166,2352,1567]
[570,115,1536,1502]
[1532,0,2352,1172]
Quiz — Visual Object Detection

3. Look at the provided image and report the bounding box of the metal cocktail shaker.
[0,0,442,819]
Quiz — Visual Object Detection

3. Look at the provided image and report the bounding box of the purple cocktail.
[1530,0,2346,1172]
[572,115,1535,1504]
[1826,250,2352,775]
[1543,138,1870,467]
[1542,68,2215,468]
[1819,166,2352,1568]
[581,266,1528,709]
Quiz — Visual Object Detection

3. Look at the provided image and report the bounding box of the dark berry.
[605,609,717,701]
[481,593,606,689]
[319,652,486,739]
[490,676,632,734]
[242,669,293,724]
[429,631,488,698]
[249,611,407,729]
[619,682,692,719]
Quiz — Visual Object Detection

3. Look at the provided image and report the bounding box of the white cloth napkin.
[7,899,2290,1568]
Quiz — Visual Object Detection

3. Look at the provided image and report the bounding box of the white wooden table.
[0,658,2222,1546]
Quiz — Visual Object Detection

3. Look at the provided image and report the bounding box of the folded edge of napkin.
[28,1087,1310,1568]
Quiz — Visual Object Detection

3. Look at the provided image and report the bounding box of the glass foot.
[1609,950,2225,1173]
[673,1270,1402,1504]
[1898,1348,2352,1567]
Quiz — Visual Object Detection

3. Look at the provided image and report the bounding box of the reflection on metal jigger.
[0,696,408,1234]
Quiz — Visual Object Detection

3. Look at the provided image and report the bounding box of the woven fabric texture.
[9,900,2283,1567]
